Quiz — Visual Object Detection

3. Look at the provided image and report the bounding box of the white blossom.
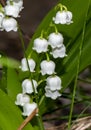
[40,60,55,75]
[53,11,73,25]
[45,87,61,100]
[13,0,23,11]
[46,75,62,91]
[33,38,48,53]
[15,93,30,106]
[22,102,37,116]
[0,12,4,31]
[48,32,63,48]
[21,58,36,72]
[4,4,20,18]
[50,44,67,58]
[22,79,38,94]
[6,0,24,11]
[2,17,17,32]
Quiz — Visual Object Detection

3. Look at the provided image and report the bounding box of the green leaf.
[0,89,33,130]
[0,66,7,92]
[7,67,21,101]
[0,57,20,69]
[61,20,91,89]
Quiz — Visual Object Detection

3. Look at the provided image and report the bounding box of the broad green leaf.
[0,89,33,130]
[0,66,7,92]
[7,67,21,101]
[61,20,91,89]
[0,57,20,69]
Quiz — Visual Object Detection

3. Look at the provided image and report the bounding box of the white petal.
[22,102,37,116]
[45,88,61,100]
[51,45,67,58]
[22,79,38,94]
[40,60,55,75]
[6,0,24,11]
[15,93,30,106]
[2,17,17,32]
[33,38,48,53]
[21,58,36,72]
[0,12,4,30]
[46,75,62,91]
[53,11,73,25]
[48,32,63,48]
[65,11,73,24]
[4,4,20,18]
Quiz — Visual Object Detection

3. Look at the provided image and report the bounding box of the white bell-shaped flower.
[40,60,55,75]
[33,38,48,53]
[53,11,73,25]
[45,87,61,100]
[13,0,23,11]
[22,79,38,94]
[0,12,4,31]
[15,93,30,106]
[6,0,23,11]
[21,58,36,72]
[2,17,17,32]
[66,11,73,24]
[22,102,37,116]
[50,44,67,58]
[46,75,62,91]
[48,32,63,48]
[4,4,20,18]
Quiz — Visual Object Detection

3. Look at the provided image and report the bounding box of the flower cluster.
[15,79,38,116]
[0,0,23,32]
[15,3,73,116]
[15,94,37,116]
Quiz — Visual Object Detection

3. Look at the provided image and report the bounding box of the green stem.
[78,78,91,84]
[38,79,45,86]
[46,52,50,61]
[71,102,91,128]
[56,3,67,11]
[36,114,45,130]
[18,25,26,55]
[40,30,44,39]
[49,22,58,33]
[39,95,45,106]
[18,25,37,102]
[18,25,45,129]
[67,0,90,129]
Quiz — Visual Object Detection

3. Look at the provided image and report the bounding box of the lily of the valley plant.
[0,0,74,130]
